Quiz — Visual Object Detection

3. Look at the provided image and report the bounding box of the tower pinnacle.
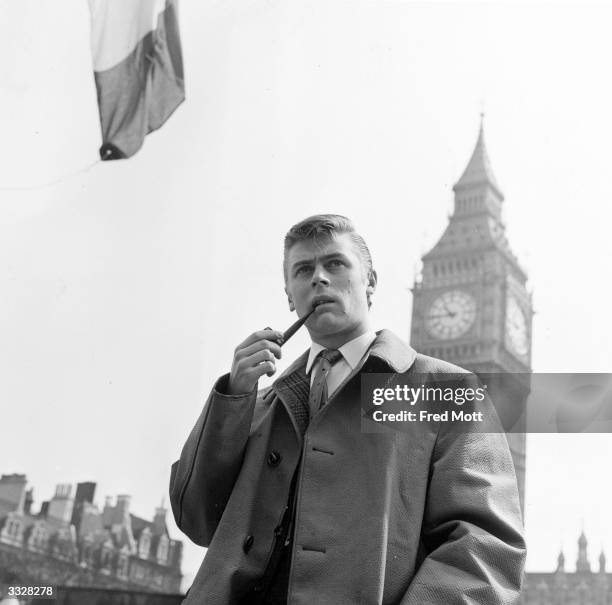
[556,549,565,572]
[453,118,503,199]
[576,529,591,573]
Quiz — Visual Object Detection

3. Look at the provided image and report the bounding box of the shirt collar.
[306,330,377,375]
[272,329,418,395]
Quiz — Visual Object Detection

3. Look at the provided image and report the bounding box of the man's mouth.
[312,296,336,309]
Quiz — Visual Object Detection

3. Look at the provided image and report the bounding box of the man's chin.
[308,313,346,335]
[311,307,337,321]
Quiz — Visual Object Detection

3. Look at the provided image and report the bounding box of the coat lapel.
[269,330,418,436]
[271,351,311,441]
[322,329,418,411]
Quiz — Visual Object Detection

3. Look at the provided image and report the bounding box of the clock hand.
[442,302,457,318]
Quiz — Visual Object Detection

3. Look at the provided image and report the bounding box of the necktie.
[308,349,343,420]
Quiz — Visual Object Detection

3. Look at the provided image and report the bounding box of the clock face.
[425,290,477,340]
[505,295,529,357]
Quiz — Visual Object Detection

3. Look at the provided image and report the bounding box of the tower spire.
[556,549,565,572]
[577,529,591,573]
[453,116,503,199]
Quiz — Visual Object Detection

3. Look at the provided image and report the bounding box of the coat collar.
[274,328,417,386]
[270,329,417,442]
[367,329,418,373]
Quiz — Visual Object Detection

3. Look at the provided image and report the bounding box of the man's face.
[284,233,376,347]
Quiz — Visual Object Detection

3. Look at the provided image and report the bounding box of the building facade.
[522,532,612,605]
[0,474,182,595]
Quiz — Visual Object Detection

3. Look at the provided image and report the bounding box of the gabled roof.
[453,120,503,197]
[131,512,168,539]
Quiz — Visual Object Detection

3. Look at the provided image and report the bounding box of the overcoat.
[170,330,525,604]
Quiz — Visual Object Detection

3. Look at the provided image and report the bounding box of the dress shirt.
[305,330,377,398]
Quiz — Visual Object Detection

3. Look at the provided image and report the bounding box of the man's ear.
[366,270,377,306]
[285,286,295,312]
[366,270,378,294]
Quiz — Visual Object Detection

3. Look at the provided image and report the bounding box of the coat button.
[243,535,254,553]
[267,450,282,467]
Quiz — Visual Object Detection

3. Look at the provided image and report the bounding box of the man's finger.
[244,360,276,382]
[236,329,284,350]
[238,339,282,361]
[244,348,277,367]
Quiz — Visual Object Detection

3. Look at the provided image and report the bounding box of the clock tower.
[409,118,533,512]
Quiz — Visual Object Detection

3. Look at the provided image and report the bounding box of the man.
[170,214,526,605]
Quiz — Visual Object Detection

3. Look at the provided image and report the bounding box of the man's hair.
[283,214,375,306]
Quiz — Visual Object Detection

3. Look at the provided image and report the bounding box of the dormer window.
[118,554,129,578]
[138,529,151,559]
[157,535,169,564]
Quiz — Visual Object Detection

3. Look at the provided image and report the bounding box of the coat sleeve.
[400,379,526,605]
[169,374,258,547]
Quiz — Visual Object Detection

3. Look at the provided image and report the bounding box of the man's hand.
[227,329,283,395]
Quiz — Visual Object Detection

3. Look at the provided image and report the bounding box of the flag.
[88,0,185,160]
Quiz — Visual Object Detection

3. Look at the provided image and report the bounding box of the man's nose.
[311,265,330,286]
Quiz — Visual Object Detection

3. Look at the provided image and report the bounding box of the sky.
[1,0,612,586]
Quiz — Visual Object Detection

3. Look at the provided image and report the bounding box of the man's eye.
[295,266,311,276]
[328,259,344,268]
